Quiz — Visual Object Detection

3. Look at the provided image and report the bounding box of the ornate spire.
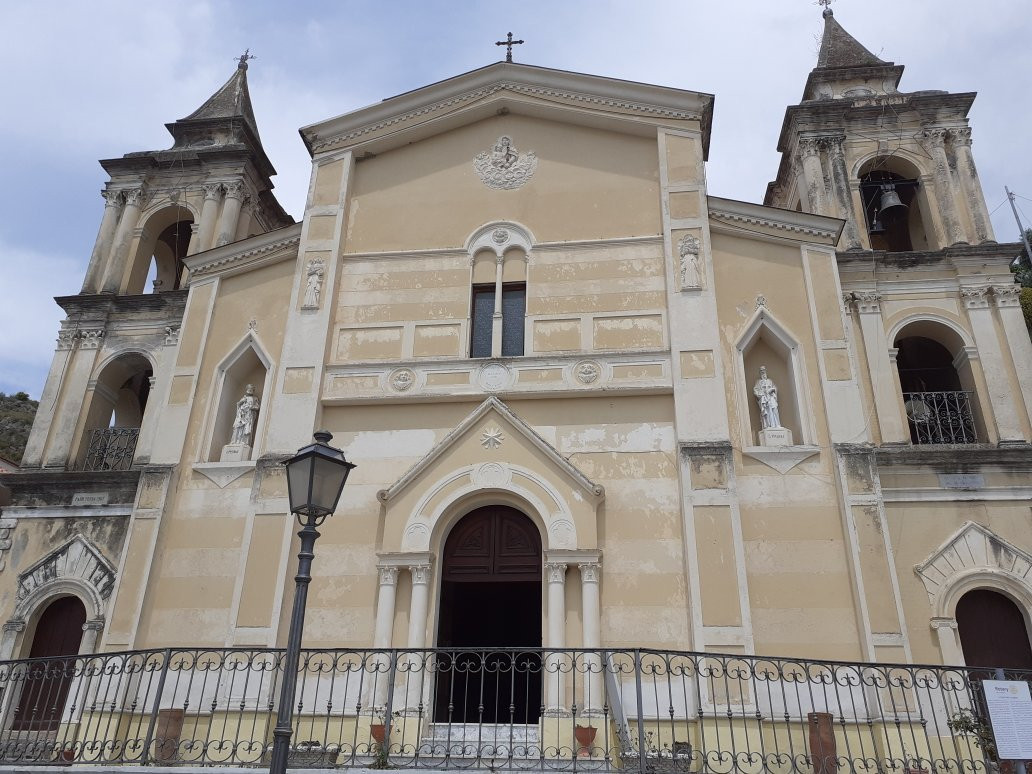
[816,10,886,69]
[179,53,261,140]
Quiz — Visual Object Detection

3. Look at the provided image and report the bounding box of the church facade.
[1,9,1031,767]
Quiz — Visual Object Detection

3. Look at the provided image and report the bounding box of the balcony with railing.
[903,391,978,445]
[0,646,1021,771]
[82,428,140,472]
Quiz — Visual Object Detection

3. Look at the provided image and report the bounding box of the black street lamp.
[269,431,355,774]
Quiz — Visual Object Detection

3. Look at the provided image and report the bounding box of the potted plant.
[949,708,1000,771]
[574,724,597,757]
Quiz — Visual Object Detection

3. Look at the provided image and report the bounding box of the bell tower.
[81,54,292,296]
[765,7,994,252]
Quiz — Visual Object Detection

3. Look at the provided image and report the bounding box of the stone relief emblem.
[574,361,602,384]
[481,427,505,449]
[389,368,416,392]
[474,462,511,487]
[474,136,537,190]
[678,234,702,289]
[302,259,325,310]
[492,228,510,244]
[478,363,511,392]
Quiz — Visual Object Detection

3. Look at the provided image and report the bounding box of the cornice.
[185,223,302,280]
[708,196,843,244]
[835,242,1023,272]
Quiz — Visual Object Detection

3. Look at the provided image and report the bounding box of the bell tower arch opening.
[435,505,542,724]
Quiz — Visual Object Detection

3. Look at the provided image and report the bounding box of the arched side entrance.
[13,596,87,731]
[956,589,1032,670]
[435,505,542,724]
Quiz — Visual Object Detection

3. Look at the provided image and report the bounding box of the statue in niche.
[230,384,261,445]
[678,234,702,289]
[302,260,325,309]
[753,366,783,430]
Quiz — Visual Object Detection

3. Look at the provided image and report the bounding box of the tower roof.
[180,56,261,141]
[816,9,886,70]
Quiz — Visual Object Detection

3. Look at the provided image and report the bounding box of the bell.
[868,217,886,235]
[878,184,907,215]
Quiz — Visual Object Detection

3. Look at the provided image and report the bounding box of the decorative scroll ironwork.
[0,646,1023,771]
[903,391,978,444]
[82,427,140,471]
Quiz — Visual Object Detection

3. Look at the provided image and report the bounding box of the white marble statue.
[753,366,782,430]
[230,384,260,445]
[302,260,324,309]
[678,234,701,289]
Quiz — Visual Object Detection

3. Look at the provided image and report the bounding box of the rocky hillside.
[0,392,38,465]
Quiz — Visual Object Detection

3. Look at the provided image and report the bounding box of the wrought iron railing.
[82,427,139,471]
[0,646,1023,770]
[903,391,978,444]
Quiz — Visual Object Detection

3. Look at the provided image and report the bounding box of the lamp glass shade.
[284,435,355,517]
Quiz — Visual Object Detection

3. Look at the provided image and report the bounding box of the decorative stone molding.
[389,368,416,392]
[164,325,180,346]
[78,329,105,349]
[573,360,602,385]
[709,205,840,241]
[742,446,820,474]
[0,518,14,572]
[949,127,973,147]
[798,138,822,158]
[929,617,959,632]
[101,189,124,208]
[192,461,256,489]
[992,284,1022,308]
[122,187,146,207]
[186,229,302,280]
[301,258,326,310]
[477,362,512,392]
[17,536,116,604]
[579,562,601,583]
[545,562,568,584]
[56,329,78,351]
[841,292,855,312]
[492,228,510,245]
[853,291,882,314]
[223,181,246,200]
[480,427,505,449]
[472,461,511,487]
[409,563,433,585]
[378,565,400,587]
[203,183,224,200]
[918,128,948,151]
[818,135,846,157]
[2,621,25,634]
[915,521,1032,606]
[960,286,991,309]
[473,135,537,190]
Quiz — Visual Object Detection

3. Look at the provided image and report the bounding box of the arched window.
[13,596,87,731]
[126,206,194,295]
[956,589,1032,669]
[79,353,152,470]
[466,223,531,359]
[893,321,981,444]
[858,157,931,252]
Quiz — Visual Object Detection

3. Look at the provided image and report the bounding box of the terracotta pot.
[807,712,837,774]
[574,724,597,758]
[370,723,386,744]
[154,708,185,763]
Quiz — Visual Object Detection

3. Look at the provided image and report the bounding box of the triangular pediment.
[302,62,713,158]
[915,522,1032,603]
[377,396,603,504]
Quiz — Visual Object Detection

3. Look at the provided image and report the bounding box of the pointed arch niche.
[733,305,818,471]
[202,332,273,463]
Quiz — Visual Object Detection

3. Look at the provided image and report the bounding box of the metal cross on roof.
[236,49,256,68]
[817,0,835,15]
[495,32,524,63]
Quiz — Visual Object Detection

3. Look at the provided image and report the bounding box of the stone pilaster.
[82,190,124,293]
[949,128,993,243]
[798,138,830,215]
[579,561,603,715]
[990,285,1032,435]
[191,183,223,255]
[544,561,567,715]
[848,293,909,443]
[821,136,862,249]
[101,187,145,293]
[919,129,965,246]
[215,181,246,247]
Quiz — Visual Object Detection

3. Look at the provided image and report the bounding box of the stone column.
[992,285,1032,427]
[798,138,830,216]
[850,293,909,443]
[578,561,603,716]
[79,619,105,656]
[404,563,433,712]
[192,183,223,254]
[919,129,966,246]
[949,128,993,243]
[372,566,399,708]
[215,181,246,248]
[544,561,567,715]
[82,190,124,293]
[491,254,504,357]
[0,621,24,661]
[931,618,965,667]
[822,136,862,249]
[100,187,145,293]
[962,287,1026,443]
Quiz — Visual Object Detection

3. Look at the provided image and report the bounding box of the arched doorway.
[956,589,1032,669]
[13,596,87,731]
[435,505,542,724]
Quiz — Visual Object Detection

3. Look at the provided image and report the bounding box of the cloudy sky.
[1,0,1030,397]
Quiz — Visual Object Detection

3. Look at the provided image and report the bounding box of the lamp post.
[269,431,355,774]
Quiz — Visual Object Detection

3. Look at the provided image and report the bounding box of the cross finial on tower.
[236,49,256,69]
[495,32,524,63]
[817,0,834,18]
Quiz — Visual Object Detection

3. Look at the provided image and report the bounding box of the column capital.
[798,137,823,158]
[918,128,948,150]
[378,565,400,587]
[203,182,224,200]
[2,620,25,634]
[223,180,246,200]
[949,127,973,147]
[818,134,846,157]
[56,328,79,351]
[853,291,882,314]
[992,284,1023,308]
[960,285,991,309]
[544,562,567,584]
[122,187,146,207]
[409,562,433,585]
[82,618,105,632]
[579,562,601,583]
[101,189,124,208]
[930,616,958,631]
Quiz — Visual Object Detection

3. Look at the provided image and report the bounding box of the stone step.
[421,723,541,758]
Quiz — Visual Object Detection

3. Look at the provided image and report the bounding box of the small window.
[470,283,526,358]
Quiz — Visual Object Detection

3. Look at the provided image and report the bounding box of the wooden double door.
[435,506,542,724]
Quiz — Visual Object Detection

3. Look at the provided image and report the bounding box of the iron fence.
[0,647,1024,771]
[902,391,978,445]
[82,427,140,471]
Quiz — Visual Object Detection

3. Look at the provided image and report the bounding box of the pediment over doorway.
[376,397,603,554]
